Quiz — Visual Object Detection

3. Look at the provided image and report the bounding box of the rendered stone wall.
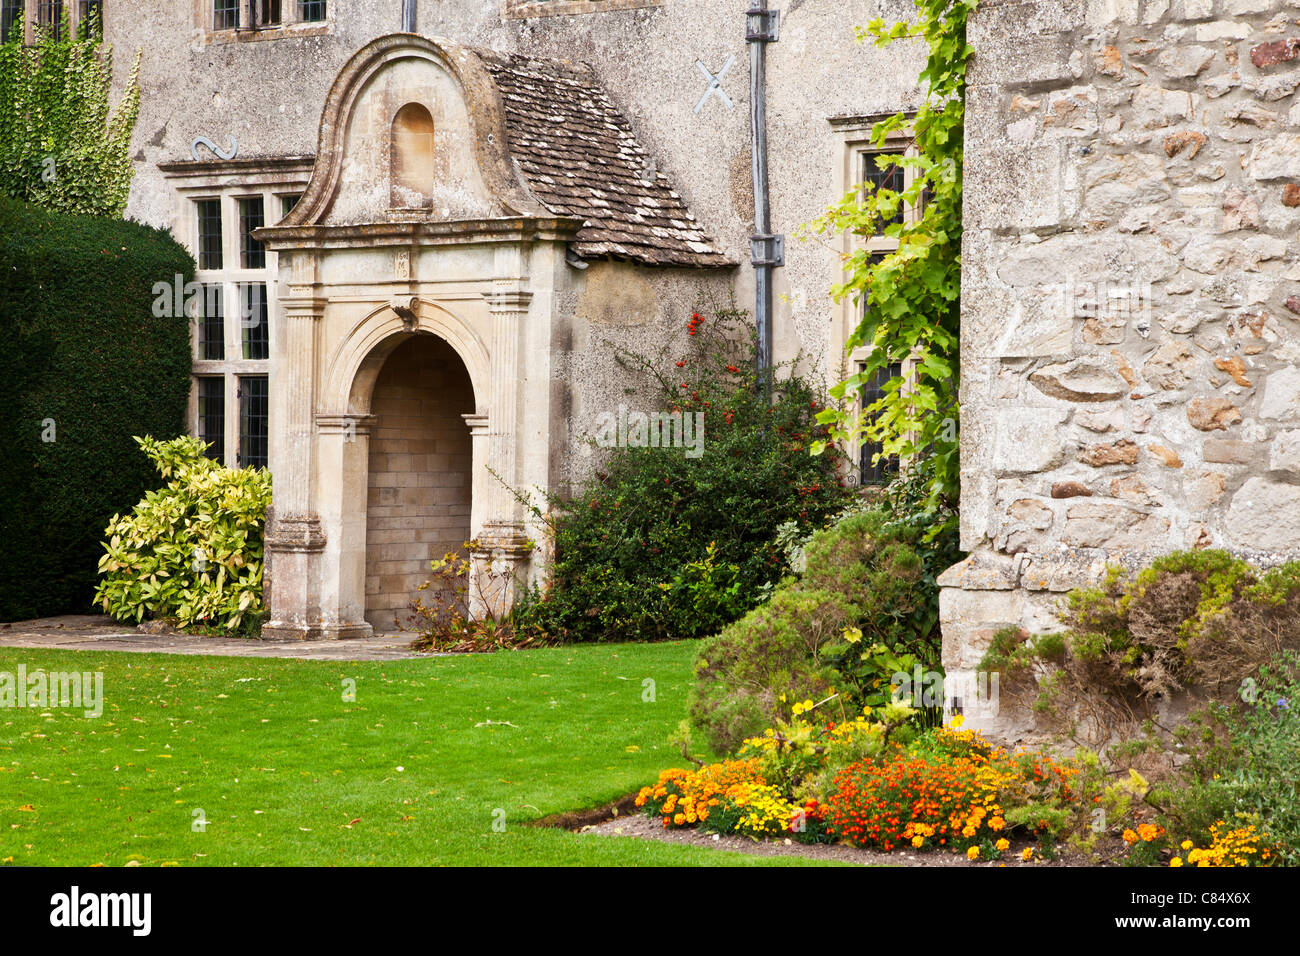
[946,0,1300,737]
[364,336,474,630]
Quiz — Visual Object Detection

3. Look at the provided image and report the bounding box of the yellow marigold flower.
[995,839,1010,851]
[989,817,1005,831]
[912,835,924,848]
[673,813,686,826]
[967,846,980,861]
[1021,848,1034,861]
[1181,840,1194,851]
[1170,857,1183,868]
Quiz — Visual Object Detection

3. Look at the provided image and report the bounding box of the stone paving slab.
[0,615,426,661]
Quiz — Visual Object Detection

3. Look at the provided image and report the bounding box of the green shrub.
[513,306,851,642]
[803,508,934,653]
[95,436,270,633]
[689,481,962,753]
[1157,651,1300,864]
[982,550,1300,749]
[0,197,193,619]
[689,587,858,754]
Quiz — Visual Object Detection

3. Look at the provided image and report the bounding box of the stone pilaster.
[312,413,376,639]
[472,281,534,619]
[481,281,532,524]
[263,253,333,640]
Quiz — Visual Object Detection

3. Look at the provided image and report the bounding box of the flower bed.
[635,701,1279,866]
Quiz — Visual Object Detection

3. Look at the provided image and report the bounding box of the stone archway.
[362,333,474,632]
[256,33,726,641]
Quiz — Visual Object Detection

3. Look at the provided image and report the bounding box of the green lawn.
[0,641,833,866]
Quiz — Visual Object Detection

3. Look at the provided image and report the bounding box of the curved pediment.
[272,33,729,267]
[282,34,549,227]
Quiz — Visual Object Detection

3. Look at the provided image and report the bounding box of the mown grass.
[0,641,836,866]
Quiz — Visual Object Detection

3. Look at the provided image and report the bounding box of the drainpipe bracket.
[745,8,780,43]
[750,233,785,267]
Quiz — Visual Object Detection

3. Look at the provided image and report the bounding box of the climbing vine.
[0,9,141,217]
[808,0,975,532]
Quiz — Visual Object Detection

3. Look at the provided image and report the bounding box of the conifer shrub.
[0,197,192,619]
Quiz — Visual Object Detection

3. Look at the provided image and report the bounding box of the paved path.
[0,615,425,661]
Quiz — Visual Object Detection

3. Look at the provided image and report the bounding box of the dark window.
[297,0,325,22]
[239,376,269,469]
[256,0,281,26]
[281,194,300,218]
[1,1,24,43]
[238,196,265,268]
[213,0,238,30]
[859,362,903,486]
[862,150,905,235]
[198,377,225,462]
[196,199,223,270]
[919,180,934,217]
[76,0,100,37]
[859,252,886,324]
[198,284,225,360]
[240,282,269,360]
[36,0,61,39]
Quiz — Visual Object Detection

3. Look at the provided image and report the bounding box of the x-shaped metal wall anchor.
[694,55,735,114]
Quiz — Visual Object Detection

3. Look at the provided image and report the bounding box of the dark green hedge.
[0,197,193,620]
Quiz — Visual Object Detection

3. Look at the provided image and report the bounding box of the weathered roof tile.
[477,49,733,269]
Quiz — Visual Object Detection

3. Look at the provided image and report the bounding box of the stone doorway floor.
[0,615,422,661]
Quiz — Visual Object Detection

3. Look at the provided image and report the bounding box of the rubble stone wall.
[946,0,1300,736]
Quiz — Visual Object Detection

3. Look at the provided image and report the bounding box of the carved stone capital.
[461,412,490,437]
[316,413,377,437]
[482,285,532,313]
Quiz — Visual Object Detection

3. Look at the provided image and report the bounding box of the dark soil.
[544,793,1113,866]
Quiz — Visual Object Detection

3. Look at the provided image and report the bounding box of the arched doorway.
[363,333,475,631]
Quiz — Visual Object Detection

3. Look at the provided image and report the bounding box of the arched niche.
[391,102,436,209]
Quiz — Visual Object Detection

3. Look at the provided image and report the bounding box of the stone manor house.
[42,0,923,640]
[18,1,1300,732]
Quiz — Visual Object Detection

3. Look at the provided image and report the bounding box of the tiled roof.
[477,49,733,268]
